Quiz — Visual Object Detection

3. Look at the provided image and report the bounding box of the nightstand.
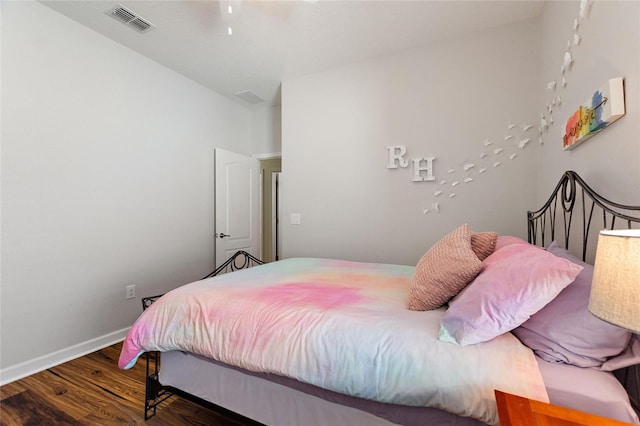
[495,390,634,426]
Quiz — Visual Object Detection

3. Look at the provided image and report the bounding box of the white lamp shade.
[589,229,640,333]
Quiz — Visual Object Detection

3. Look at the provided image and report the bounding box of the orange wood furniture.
[495,390,634,426]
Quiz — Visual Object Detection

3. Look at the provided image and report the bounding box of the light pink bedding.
[119,258,548,425]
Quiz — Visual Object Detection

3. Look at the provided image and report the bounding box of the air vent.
[129,17,153,32]
[111,6,135,23]
[235,90,266,104]
[105,4,156,34]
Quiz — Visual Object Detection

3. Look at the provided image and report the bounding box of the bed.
[119,170,640,425]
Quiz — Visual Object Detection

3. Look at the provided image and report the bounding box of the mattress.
[158,350,639,426]
[159,350,484,426]
[536,358,639,424]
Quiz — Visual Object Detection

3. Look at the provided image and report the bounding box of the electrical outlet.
[126,284,136,300]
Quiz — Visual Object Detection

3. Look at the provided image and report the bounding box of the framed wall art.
[562,77,625,150]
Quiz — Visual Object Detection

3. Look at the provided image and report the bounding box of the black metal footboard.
[147,376,264,425]
[144,351,172,420]
[201,250,264,279]
[141,250,264,421]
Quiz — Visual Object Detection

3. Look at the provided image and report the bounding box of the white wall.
[0,1,251,379]
[536,1,640,205]
[281,19,541,265]
[251,104,282,156]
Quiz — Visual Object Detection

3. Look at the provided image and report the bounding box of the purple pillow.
[439,242,583,346]
[512,242,632,368]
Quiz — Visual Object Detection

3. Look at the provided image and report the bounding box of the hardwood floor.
[0,343,242,425]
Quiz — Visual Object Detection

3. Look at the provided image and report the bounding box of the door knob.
[216,232,230,238]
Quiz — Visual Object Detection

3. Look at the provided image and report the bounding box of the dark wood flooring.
[0,343,241,425]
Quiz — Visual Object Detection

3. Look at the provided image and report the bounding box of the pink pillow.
[408,224,482,311]
[494,235,529,251]
[439,242,583,345]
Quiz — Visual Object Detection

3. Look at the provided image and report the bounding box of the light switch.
[290,213,301,225]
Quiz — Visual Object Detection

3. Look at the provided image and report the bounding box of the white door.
[215,148,260,267]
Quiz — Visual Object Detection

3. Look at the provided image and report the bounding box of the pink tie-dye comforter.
[119,258,547,425]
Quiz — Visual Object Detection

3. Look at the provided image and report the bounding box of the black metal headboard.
[527,170,640,262]
[527,170,640,415]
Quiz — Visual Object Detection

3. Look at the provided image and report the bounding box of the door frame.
[256,155,281,263]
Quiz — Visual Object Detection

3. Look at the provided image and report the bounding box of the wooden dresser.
[495,390,634,426]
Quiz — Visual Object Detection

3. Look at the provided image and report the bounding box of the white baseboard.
[0,327,130,386]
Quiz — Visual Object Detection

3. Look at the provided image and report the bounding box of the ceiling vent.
[235,90,266,105]
[105,4,156,34]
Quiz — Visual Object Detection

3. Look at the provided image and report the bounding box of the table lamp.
[589,229,640,333]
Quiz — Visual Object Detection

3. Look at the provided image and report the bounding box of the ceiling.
[41,0,545,107]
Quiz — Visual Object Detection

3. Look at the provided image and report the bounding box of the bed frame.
[142,250,264,422]
[528,170,640,262]
[527,170,640,416]
[141,170,639,423]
